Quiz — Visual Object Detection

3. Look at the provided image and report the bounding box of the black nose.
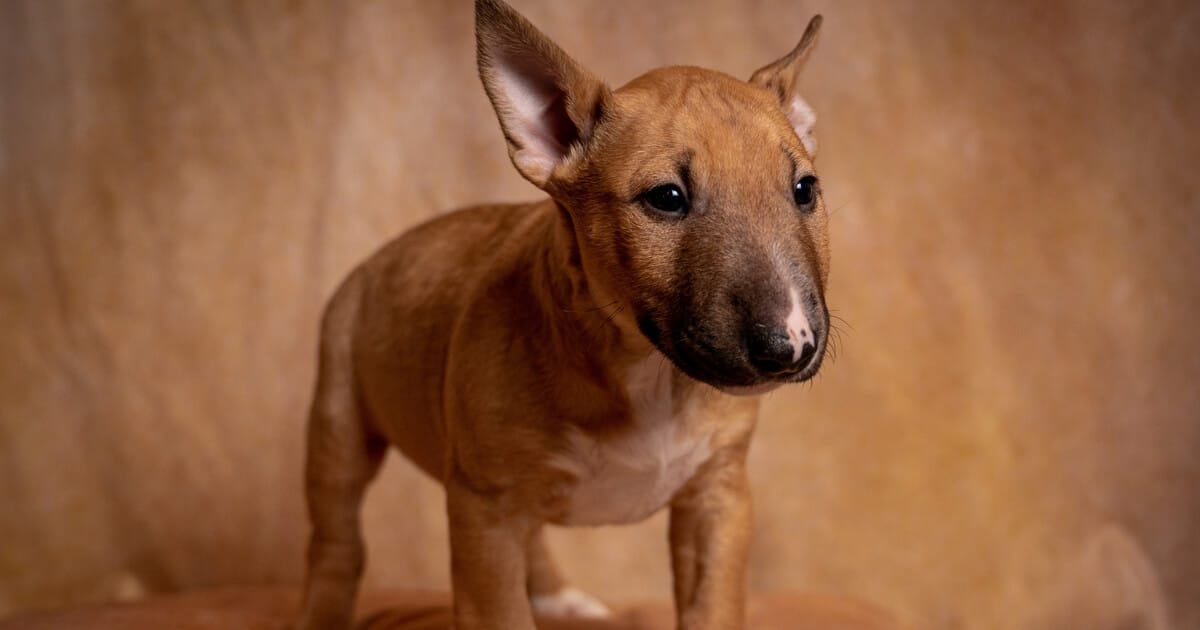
[748,327,816,376]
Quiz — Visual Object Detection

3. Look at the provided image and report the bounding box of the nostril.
[797,340,817,369]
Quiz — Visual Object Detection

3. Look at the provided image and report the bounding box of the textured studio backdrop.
[1,1,1198,629]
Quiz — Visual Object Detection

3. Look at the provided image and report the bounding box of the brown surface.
[0,588,897,630]
[0,1,1197,630]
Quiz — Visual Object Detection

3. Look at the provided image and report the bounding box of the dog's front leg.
[446,472,538,630]
[668,447,753,630]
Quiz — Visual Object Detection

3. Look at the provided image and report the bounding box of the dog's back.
[317,201,552,477]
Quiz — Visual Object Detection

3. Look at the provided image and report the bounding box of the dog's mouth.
[636,312,827,393]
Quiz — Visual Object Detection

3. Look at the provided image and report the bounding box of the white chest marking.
[550,354,714,526]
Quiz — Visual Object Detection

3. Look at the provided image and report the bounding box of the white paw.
[530,586,612,619]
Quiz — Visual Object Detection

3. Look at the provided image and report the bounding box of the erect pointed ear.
[476,0,612,189]
[750,15,823,157]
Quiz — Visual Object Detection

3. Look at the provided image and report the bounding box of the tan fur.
[297,1,827,628]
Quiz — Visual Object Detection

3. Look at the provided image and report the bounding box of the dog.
[296,1,829,628]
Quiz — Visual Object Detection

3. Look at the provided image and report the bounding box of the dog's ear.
[750,15,822,157]
[476,0,611,188]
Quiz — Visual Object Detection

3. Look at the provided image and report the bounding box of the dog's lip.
[721,356,823,395]
[669,330,754,387]
[718,382,784,397]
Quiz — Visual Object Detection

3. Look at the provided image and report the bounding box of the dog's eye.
[794,175,818,210]
[643,184,688,214]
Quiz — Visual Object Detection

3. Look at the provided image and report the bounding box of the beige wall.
[1,1,1197,628]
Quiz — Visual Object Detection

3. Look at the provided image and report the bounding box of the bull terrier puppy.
[297,1,830,628]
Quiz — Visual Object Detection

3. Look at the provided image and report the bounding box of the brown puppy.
[296,1,829,629]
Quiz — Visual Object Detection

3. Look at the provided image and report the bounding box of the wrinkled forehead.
[601,67,809,189]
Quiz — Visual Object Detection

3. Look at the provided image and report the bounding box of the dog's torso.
[339,200,757,526]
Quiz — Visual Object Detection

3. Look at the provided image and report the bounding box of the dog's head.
[477,0,830,393]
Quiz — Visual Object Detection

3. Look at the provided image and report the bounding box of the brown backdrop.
[2,1,1198,629]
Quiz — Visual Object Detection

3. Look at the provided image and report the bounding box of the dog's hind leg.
[296,275,386,630]
[526,529,611,619]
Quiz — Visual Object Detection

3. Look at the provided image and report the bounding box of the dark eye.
[794,175,818,210]
[642,184,688,214]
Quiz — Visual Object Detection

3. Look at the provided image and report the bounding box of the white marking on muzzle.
[785,286,813,363]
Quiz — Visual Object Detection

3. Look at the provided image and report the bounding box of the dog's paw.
[531,586,612,619]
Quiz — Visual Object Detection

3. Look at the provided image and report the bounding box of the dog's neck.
[528,199,674,397]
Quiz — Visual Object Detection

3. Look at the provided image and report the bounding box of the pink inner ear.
[493,57,579,167]
[787,96,818,156]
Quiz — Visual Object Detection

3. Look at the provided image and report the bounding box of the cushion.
[0,587,899,630]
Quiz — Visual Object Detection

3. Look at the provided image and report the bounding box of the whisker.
[561,299,619,315]
[828,310,854,331]
[588,305,624,336]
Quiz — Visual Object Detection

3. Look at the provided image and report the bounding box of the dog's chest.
[550,355,715,526]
